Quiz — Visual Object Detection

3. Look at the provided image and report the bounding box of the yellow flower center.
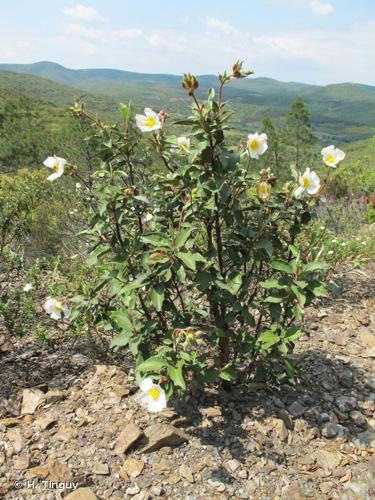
[179,142,188,150]
[145,117,156,127]
[326,154,335,164]
[149,388,160,400]
[249,139,259,150]
[54,162,60,172]
[303,177,311,188]
[54,304,62,313]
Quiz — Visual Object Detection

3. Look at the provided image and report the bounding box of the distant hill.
[1,61,374,142]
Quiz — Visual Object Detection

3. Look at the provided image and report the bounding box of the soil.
[0,265,374,499]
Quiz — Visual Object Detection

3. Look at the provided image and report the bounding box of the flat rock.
[315,450,341,470]
[141,423,189,453]
[288,401,306,418]
[65,488,97,500]
[34,415,57,430]
[21,388,45,415]
[92,463,109,475]
[179,464,194,482]
[321,423,347,438]
[114,422,143,455]
[122,458,145,478]
[354,430,375,448]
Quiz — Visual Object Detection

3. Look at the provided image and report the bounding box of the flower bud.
[257,181,272,200]
[231,60,254,79]
[182,73,199,95]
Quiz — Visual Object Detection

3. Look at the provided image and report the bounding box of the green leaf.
[219,364,236,381]
[87,246,111,265]
[177,251,206,271]
[167,362,186,390]
[259,278,286,289]
[290,285,306,306]
[258,331,280,349]
[151,284,165,312]
[137,356,167,373]
[256,239,273,256]
[110,331,130,350]
[271,261,294,274]
[263,294,285,303]
[302,262,326,272]
[175,228,194,249]
[141,234,171,248]
[110,311,133,332]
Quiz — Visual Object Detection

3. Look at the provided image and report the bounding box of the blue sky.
[1,0,375,84]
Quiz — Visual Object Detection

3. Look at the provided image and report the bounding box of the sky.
[1,0,375,85]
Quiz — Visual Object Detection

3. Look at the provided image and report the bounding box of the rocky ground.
[0,266,375,500]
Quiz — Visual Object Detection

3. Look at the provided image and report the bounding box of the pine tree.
[286,97,315,170]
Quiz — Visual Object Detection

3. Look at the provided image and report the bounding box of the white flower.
[331,239,337,243]
[139,378,167,413]
[246,132,268,159]
[294,168,321,197]
[320,226,325,230]
[75,182,82,189]
[341,242,346,247]
[177,136,190,152]
[43,297,71,321]
[362,241,366,245]
[23,283,33,292]
[328,250,334,255]
[70,254,78,259]
[135,108,161,132]
[143,213,153,223]
[321,145,345,168]
[43,156,67,181]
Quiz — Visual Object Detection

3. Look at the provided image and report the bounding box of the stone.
[362,347,375,358]
[122,458,145,478]
[34,415,57,430]
[21,388,45,415]
[26,466,49,479]
[125,485,140,496]
[354,430,375,448]
[207,478,226,492]
[45,390,66,404]
[321,423,347,438]
[365,377,375,391]
[65,488,97,500]
[359,330,375,348]
[114,422,143,455]
[225,459,241,472]
[201,407,222,418]
[349,411,367,427]
[0,417,21,427]
[288,401,306,418]
[315,450,341,470]
[281,483,305,499]
[13,454,30,470]
[55,424,76,441]
[141,423,189,453]
[335,396,357,412]
[6,428,23,453]
[92,463,109,475]
[179,464,194,483]
[279,409,294,430]
[274,418,288,442]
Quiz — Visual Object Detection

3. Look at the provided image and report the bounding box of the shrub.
[49,62,339,399]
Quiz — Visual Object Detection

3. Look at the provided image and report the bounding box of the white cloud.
[205,17,237,35]
[113,29,143,39]
[62,5,105,23]
[267,0,334,16]
[64,23,104,41]
[309,0,334,16]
